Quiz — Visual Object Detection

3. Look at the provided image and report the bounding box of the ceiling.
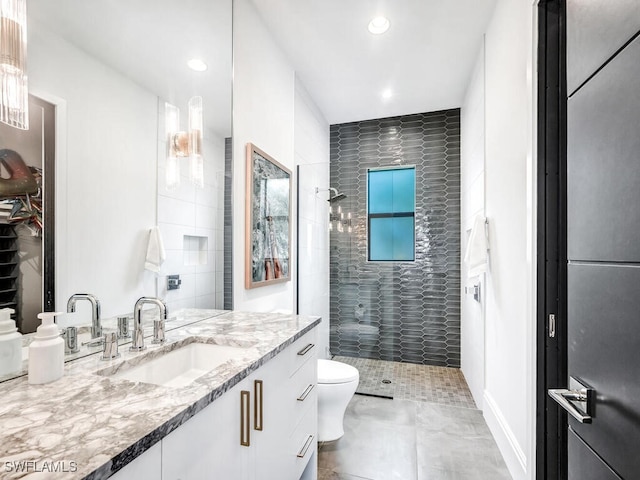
[27,0,233,137]
[251,0,498,125]
[25,0,497,132]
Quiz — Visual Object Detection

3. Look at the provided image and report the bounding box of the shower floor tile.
[331,356,476,409]
[333,356,396,398]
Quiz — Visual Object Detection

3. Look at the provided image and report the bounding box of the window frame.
[366,165,417,262]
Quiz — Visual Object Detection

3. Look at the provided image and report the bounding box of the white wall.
[460,39,486,410]
[232,0,296,312]
[463,0,537,479]
[29,20,158,320]
[156,102,226,313]
[295,79,330,358]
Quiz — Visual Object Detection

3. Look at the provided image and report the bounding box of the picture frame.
[245,143,292,289]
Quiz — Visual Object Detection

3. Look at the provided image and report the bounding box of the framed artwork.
[245,143,292,289]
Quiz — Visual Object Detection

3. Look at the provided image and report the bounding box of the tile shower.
[329,110,461,367]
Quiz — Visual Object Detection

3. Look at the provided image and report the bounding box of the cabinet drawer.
[291,405,317,480]
[289,357,317,429]
[287,329,318,377]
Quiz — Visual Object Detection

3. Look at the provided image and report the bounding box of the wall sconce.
[165,96,204,189]
[0,0,29,130]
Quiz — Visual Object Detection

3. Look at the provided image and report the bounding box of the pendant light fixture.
[0,0,29,130]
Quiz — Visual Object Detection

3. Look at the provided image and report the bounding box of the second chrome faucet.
[130,297,167,351]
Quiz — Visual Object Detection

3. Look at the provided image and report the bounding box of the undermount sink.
[109,342,250,388]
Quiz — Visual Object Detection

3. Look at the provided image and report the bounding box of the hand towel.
[464,215,488,278]
[144,226,166,273]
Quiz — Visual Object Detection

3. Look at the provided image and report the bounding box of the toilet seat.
[318,359,359,384]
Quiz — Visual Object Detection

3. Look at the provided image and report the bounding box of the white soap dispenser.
[28,312,65,385]
[0,308,22,376]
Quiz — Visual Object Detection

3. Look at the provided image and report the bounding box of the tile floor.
[334,356,476,409]
[318,359,511,480]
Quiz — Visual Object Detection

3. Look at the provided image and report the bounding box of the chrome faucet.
[67,293,102,339]
[130,297,167,351]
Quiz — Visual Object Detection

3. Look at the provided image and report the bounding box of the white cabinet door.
[251,351,293,480]
[110,442,161,480]
[162,378,252,480]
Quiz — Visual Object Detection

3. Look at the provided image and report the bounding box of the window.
[367,167,415,261]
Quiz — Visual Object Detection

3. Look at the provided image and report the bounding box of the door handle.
[548,376,595,424]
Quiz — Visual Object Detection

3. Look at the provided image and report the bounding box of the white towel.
[464,215,488,278]
[144,227,166,273]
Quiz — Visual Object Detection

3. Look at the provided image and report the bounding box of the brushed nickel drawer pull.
[296,434,315,458]
[240,390,250,446]
[254,379,263,431]
[297,343,315,356]
[297,383,315,402]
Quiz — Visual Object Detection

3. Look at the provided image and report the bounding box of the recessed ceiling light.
[187,58,208,72]
[382,89,393,100]
[368,16,390,35]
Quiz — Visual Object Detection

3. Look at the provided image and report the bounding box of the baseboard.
[483,390,527,480]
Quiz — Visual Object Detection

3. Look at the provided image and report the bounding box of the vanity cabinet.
[161,327,318,480]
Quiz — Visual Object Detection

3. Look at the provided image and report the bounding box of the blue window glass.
[392,168,415,212]
[368,170,393,213]
[367,167,415,262]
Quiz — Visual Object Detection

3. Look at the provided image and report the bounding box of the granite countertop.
[0,309,320,479]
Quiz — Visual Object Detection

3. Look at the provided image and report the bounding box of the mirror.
[245,143,292,289]
[0,0,232,381]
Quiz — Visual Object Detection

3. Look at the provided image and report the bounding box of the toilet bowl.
[317,359,359,442]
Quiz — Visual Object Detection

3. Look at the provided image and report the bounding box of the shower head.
[316,187,347,203]
[328,192,347,203]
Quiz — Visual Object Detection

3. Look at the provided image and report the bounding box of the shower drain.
[381,379,392,384]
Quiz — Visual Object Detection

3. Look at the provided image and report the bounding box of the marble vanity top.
[0,309,320,479]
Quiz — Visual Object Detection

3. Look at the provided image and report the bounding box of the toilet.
[317,359,359,442]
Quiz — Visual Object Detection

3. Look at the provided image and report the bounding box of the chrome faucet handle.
[117,316,131,339]
[152,319,165,344]
[101,332,120,361]
[130,327,146,352]
[60,326,80,354]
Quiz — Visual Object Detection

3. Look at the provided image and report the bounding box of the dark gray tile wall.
[223,137,233,310]
[329,110,461,367]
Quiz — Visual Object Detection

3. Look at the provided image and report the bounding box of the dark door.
[550,1,640,479]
